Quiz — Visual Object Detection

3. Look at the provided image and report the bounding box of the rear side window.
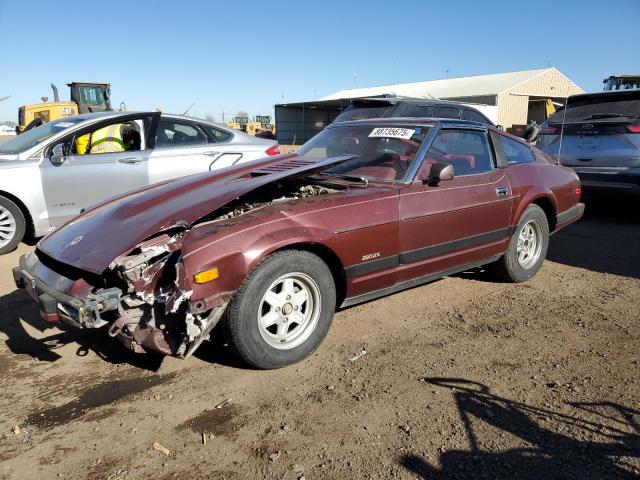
[463,109,489,123]
[499,135,534,165]
[434,106,461,119]
[202,125,233,143]
[334,105,394,122]
[427,129,494,176]
[394,103,434,118]
[156,120,208,147]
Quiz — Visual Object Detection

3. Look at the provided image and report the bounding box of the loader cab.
[68,82,112,113]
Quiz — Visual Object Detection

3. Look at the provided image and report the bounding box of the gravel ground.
[0,196,638,480]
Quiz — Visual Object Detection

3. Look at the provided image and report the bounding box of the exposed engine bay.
[74,181,340,357]
[201,182,338,222]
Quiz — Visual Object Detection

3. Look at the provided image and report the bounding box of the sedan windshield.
[0,118,83,154]
[298,124,430,181]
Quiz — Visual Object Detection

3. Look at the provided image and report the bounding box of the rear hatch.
[537,90,640,168]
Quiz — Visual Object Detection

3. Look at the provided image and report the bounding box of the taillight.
[575,188,582,197]
[265,145,280,156]
[626,124,640,133]
[539,124,557,135]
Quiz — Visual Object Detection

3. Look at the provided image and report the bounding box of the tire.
[0,196,26,255]
[491,204,549,283]
[224,250,336,369]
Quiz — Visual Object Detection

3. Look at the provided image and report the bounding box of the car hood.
[38,154,356,274]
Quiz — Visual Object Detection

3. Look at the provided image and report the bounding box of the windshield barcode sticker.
[369,127,415,139]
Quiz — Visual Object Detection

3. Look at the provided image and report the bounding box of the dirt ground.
[0,196,638,480]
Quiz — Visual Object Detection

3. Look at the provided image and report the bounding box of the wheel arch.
[513,190,558,232]
[531,196,557,232]
[0,189,34,238]
[264,242,347,308]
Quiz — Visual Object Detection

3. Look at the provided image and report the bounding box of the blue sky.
[1,0,639,122]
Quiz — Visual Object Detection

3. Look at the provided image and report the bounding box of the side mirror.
[50,143,66,166]
[425,162,454,185]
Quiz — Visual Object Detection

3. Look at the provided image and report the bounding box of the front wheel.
[224,250,336,369]
[0,196,26,255]
[491,204,549,282]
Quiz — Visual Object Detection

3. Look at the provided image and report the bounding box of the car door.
[398,126,513,283]
[40,112,160,227]
[147,118,245,184]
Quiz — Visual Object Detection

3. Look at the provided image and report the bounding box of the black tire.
[224,250,336,369]
[491,204,549,283]
[0,196,26,255]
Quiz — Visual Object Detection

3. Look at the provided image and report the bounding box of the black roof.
[329,116,487,129]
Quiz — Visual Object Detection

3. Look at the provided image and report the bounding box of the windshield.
[0,118,82,154]
[298,124,430,181]
[603,77,640,91]
[79,86,108,106]
[548,92,640,123]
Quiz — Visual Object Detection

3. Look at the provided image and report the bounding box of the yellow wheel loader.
[17,81,112,134]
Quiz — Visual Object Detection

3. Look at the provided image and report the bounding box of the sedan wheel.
[0,206,16,249]
[0,197,26,255]
[224,250,336,369]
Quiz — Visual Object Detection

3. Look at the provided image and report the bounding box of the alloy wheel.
[517,220,543,269]
[0,205,16,249]
[257,272,322,349]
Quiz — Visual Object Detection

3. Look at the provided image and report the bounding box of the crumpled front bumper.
[12,251,119,329]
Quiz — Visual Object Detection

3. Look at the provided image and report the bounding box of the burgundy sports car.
[13,118,584,369]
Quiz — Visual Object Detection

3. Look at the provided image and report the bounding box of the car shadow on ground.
[546,195,640,279]
[401,378,640,479]
[0,288,164,371]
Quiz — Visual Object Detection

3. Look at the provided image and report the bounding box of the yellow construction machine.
[17,81,113,134]
[227,114,275,138]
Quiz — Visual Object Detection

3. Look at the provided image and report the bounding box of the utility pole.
[445,69,451,79]
[313,89,317,100]
[221,110,225,123]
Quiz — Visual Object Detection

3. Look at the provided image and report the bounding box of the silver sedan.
[0,111,279,254]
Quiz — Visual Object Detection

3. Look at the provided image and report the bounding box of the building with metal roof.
[274,68,584,144]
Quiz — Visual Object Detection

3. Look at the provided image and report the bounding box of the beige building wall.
[497,68,584,128]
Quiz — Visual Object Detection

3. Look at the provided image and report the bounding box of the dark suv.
[333,97,496,126]
[536,90,640,194]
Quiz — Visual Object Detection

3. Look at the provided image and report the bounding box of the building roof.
[322,68,564,101]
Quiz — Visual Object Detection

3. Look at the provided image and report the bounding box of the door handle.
[117,157,143,164]
[496,186,509,198]
[203,151,220,157]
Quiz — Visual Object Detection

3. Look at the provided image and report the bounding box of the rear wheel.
[491,204,549,282]
[0,196,25,255]
[224,250,336,369]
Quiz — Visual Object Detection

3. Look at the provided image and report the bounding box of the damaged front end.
[103,232,226,357]
[14,231,226,358]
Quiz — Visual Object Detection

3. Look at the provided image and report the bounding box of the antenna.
[445,69,451,79]
[183,102,195,115]
[0,95,10,103]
